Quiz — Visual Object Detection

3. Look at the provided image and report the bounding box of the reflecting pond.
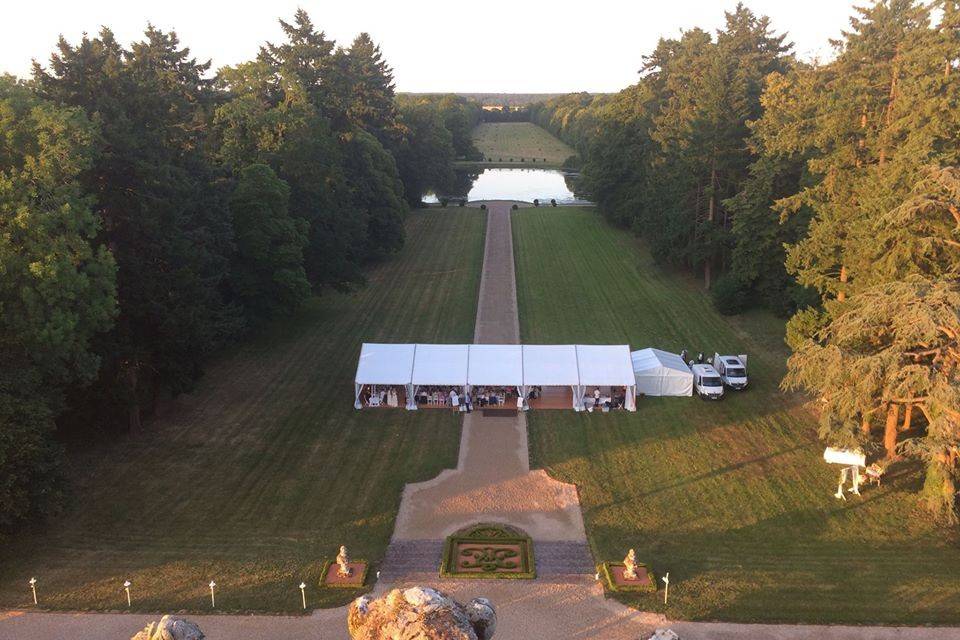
[424,168,591,204]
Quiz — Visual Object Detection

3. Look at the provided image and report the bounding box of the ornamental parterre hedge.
[440,523,536,580]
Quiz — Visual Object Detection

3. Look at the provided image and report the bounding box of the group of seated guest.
[473,386,516,407]
[415,386,459,407]
[359,385,400,407]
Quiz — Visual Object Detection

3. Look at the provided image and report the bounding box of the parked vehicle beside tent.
[691,364,724,400]
[713,353,748,390]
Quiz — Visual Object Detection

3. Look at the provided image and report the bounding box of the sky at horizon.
[2,1,864,93]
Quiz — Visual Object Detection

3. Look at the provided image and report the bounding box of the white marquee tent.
[354,343,638,411]
[631,348,693,397]
[522,344,582,410]
[577,344,638,411]
[354,343,417,409]
[468,344,523,387]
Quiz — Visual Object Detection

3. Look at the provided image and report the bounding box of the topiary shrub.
[458,200,465,207]
[711,272,749,315]
[520,157,525,162]
[511,204,518,210]
[480,203,487,210]
[533,199,539,207]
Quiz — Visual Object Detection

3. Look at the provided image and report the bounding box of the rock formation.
[131,615,204,640]
[348,586,496,640]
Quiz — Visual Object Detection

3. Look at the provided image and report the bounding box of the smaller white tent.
[631,348,693,397]
[354,343,418,409]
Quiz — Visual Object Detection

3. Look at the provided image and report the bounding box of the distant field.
[472,122,574,166]
[0,210,486,614]
[513,207,960,625]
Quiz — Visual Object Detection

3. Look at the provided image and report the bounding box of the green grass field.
[513,207,960,625]
[0,210,485,614]
[472,122,575,166]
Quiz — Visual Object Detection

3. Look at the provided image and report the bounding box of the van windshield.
[702,376,722,387]
[727,367,746,378]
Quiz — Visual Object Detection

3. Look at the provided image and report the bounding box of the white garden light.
[209,580,216,608]
[123,580,131,607]
[299,582,307,610]
[662,573,670,605]
[29,577,37,605]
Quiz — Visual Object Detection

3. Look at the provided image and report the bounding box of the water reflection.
[425,168,590,204]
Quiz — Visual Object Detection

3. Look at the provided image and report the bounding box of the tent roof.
[576,344,636,386]
[631,348,692,377]
[521,344,580,386]
[355,343,416,385]
[468,344,523,386]
[357,343,641,388]
[411,343,469,385]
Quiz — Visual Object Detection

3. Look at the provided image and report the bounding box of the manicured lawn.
[513,207,960,624]
[0,209,486,614]
[472,122,574,166]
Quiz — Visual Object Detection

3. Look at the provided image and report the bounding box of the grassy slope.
[0,210,485,614]
[513,207,960,624]
[472,122,574,166]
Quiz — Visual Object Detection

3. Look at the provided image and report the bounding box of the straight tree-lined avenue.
[4,201,959,639]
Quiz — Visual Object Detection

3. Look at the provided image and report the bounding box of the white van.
[691,364,724,400]
[713,353,748,390]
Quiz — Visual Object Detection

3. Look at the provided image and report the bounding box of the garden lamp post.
[29,577,37,605]
[209,580,216,608]
[123,580,131,607]
[299,582,306,610]
[662,572,670,605]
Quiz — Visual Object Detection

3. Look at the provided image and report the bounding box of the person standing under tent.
[593,387,601,408]
[464,390,473,413]
[449,388,460,413]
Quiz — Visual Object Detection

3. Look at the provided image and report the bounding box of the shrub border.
[319,559,369,589]
[440,523,536,580]
[597,561,657,593]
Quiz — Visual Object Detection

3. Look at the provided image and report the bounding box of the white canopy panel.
[355,343,417,385]
[468,344,523,386]
[521,344,581,386]
[411,343,469,386]
[631,348,693,397]
[576,344,636,386]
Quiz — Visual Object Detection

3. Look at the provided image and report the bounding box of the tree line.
[0,10,482,534]
[531,1,960,522]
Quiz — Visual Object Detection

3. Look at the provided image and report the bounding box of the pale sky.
[1,0,862,93]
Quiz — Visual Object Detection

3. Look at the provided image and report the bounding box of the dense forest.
[0,10,482,534]
[531,1,960,521]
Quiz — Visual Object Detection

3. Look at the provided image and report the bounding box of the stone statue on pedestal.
[623,549,638,580]
[337,545,353,577]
